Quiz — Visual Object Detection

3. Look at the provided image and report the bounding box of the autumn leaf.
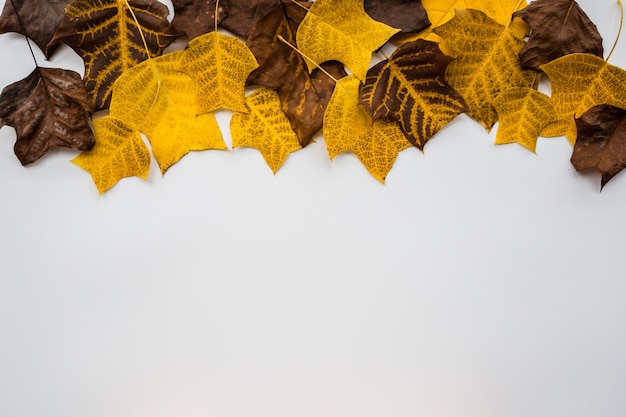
[231,88,302,173]
[296,0,399,81]
[219,0,281,38]
[571,104,626,189]
[171,0,227,41]
[363,0,430,34]
[493,87,558,152]
[359,39,467,149]
[48,0,178,110]
[324,75,410,183]
[179,31,259,114]
[0,0,71,58]
[72,116,150,194]
[0,67,95,165]
[513,0,603,70]
[433,9,536,130]
[540,53,626,142]
[246,0,345,146]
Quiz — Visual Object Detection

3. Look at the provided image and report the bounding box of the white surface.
[1,1,626,417]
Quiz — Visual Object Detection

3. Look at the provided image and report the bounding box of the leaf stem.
[277,35,340,84]
[606,0,623,62]
[8,0,39,68]
[215,0,219,33]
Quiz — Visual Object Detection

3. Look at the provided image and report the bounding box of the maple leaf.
[246,0,345,146]
[72,116,150,194]
[295,0,399,81]
[492,87,558,152]
[179,31,259,114]
[359,39,467,149]
[571,104,626,189]
[363,0,430,34]
[540,53,626,142]
[0,0,71,58]
[512,0,603,70]
[171,0,227,41]
[231,88,302,173]
[433,9,537,130]
[0,67,95,165]
[324,75,410,183]
[48,0,179,110]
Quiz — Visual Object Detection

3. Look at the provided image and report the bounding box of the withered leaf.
[48,0,179,110]
[246,0,345,146]
[219,0,283,38]
[513,0,603,70]
[0,67,95,165]
[0,0,71,58]
[364,0,430,34]
[359,39,467,149]
[571,105,626,189]
[171,0,227,40]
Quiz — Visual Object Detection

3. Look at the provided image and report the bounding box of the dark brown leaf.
[48,0,179,110]
[572,105,626,189]
[219,0,283,37]
[359,39,467,149]
[171,0,227,40]
[0,67,95,165]
[246,0,344,146]
[0,0,71,58]
[364,0,430,34]
[513,0,603,70]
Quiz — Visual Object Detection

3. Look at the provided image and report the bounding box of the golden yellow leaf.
[72,117,150,194]
[295,0,399,81]
[231,88,302,174]
[179,31,259,114]
[493,88,558,152]
[433,9,536,130]
[324,76,410,183]
[540,53,626,142]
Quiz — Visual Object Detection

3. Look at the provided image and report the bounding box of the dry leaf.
[295,0,399,81]
[219,0,282,38]
[493,87,558,152]
[571,104,626,189]
[171,0,227,41]
[364,0,430,34]
[231,88,302,173]
[513,0,603,70]
[179,31,259,114]
[434,9,536,130]
[48,0,178,110]
[324,75,410,183]
[359,39,467,149]
[0,67,95,165]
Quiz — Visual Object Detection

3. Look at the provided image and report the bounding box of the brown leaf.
[364,0,430,34]
[0,0,71,58]
[359,39,467,149]
[171,0,227,40]
[219,0,285,38]
[48,0,179,110]
[513,0,603,70]
[246,0,344,146]
[0,67,95,165]
[572,105,626,189]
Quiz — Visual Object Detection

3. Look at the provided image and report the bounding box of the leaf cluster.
[0,0,625,192]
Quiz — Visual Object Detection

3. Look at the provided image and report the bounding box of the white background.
[1,1,626,417]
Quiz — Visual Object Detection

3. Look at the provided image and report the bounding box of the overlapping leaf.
[513,0,603,70]
[231,88,302,173]
[325,75,410,182]
[0,67,94,165]
[219,0,281,38]
[359,39,467,149]
[296,0,399,81]
[171,0,226,41]
[434,9,537,130]
[364,0,430,34]
[48,0,178,110]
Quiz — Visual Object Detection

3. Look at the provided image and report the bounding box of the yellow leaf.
[540,53,626,143]
[72,117,150,194]
[324,76,410,183]
[493,88,558,152]
[434,9,536,130]
[179,32,259,114]
[231,88,302,174]
[296,0,399,81]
